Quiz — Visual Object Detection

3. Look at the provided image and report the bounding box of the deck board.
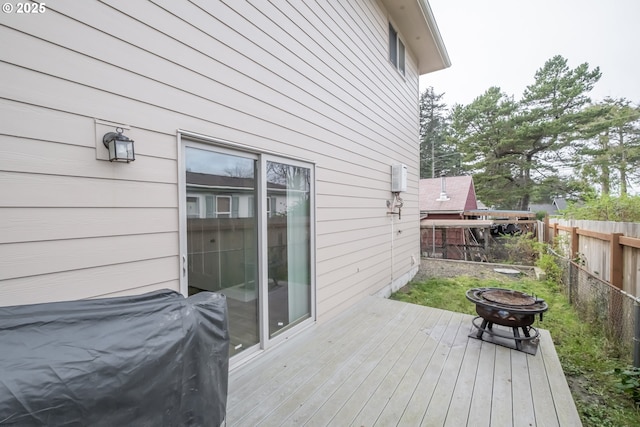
[226,296,582,426]
[371,309,447,426]
[511,349,536,427]
[491,345,514,426]
[279,302,427,425]
[229,301,411,425]
[396,311,459,425]
[443,335,481,426]
[420,315,471,426]
[334,307,436,425]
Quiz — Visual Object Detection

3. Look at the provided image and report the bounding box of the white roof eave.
[380,0,451,74]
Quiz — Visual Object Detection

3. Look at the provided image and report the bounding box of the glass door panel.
[185,147,258,357]
[266,161,311,337]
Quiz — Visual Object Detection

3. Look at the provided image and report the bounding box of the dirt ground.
[413,258,536,282]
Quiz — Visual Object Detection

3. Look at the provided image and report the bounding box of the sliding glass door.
[184,146,259,357]
[266,161,312,337]
[182,140,314,360]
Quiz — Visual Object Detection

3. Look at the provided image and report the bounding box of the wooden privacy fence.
[543,219,640,297]
[543,219,640,365]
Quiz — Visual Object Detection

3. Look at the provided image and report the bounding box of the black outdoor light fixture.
[103,127,135,163]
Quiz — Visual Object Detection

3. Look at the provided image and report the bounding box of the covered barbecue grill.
[466,287,548,355]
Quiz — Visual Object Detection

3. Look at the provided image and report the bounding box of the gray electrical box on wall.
[391,164,407,192]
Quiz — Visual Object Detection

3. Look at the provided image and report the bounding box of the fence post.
[567,260,573,303]
[635,301,640,368]
[571,227,579,261]
[610,233,623,290]
[544,216,550,244]
[610,233,624,343]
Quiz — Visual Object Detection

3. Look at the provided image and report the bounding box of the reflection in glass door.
[266,161,311,337]
[185,147,258,357]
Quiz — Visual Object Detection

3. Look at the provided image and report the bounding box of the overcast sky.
[420,0,640,108]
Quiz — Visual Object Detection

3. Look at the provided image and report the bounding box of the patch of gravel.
[414,258,536,282]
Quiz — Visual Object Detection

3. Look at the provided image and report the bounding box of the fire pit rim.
[465,287,548,315]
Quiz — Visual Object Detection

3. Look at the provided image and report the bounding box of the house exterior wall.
[0,1,428,322]
[464,179,479,211]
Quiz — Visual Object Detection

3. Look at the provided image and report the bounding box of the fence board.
[547,219,640,297]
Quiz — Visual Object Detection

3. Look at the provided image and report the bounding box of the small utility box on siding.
[391,164,407,192]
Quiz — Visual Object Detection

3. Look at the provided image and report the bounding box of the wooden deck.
[227,296,581,426]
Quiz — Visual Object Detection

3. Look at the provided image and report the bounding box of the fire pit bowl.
[466,287,548,354]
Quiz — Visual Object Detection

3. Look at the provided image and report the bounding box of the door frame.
[177,130,316,367]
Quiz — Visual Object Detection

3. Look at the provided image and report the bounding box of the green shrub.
[537,251,562,283]
[562,195,640,222]
[612,367,640,408]
[501,232,540,265]
[535,211,547,221]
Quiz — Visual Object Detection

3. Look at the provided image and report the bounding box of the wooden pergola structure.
[420,210,538,261]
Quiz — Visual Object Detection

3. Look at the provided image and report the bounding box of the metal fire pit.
[466,287,548,355]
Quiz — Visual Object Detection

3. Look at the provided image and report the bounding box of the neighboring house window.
[187,195,202,218]
[216,195,231,218]
[266,197,272,217]
[388,22,405,75]
[232,196,239,218]
[205,195,215,218]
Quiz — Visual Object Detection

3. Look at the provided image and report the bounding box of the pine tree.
[419,87,460,178]
[576,98,640,195]
[450,55,602,209]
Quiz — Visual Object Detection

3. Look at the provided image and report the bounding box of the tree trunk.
[519,155,533,210]
[618,128,628,196]
[601,134,610,195]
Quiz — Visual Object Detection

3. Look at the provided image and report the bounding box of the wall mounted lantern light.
[103,127,135,162]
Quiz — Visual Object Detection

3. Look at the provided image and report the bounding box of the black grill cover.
[0,290,229,426]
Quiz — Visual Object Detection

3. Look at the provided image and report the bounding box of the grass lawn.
[391,275,640,427]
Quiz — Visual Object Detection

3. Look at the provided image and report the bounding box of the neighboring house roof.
[380,0,451,74]
[554,197,568,210]
[419,175,478,213]
[529,197,567,215]
[476,200,489,210]
[187,172,254,189]
[529,203,555,214]
[186,172,286,191]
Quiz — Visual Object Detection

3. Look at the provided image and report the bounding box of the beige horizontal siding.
[0,258,179,306]
[91,281,180,300]
[0,172,177,208]
[317,228,390,256]
[318,260,392,320]
[0,0,423,318]
[0,100,177,159]
[0,135,176,183]
[318,250,393,290]
[0,233,178,281]
[1,3,415,162]
[0,208,177,244]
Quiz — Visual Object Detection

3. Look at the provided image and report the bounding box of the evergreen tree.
[450,87,520,208]
[450,55,602,209]
[576,98,640,195]
[419,87,460,178]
